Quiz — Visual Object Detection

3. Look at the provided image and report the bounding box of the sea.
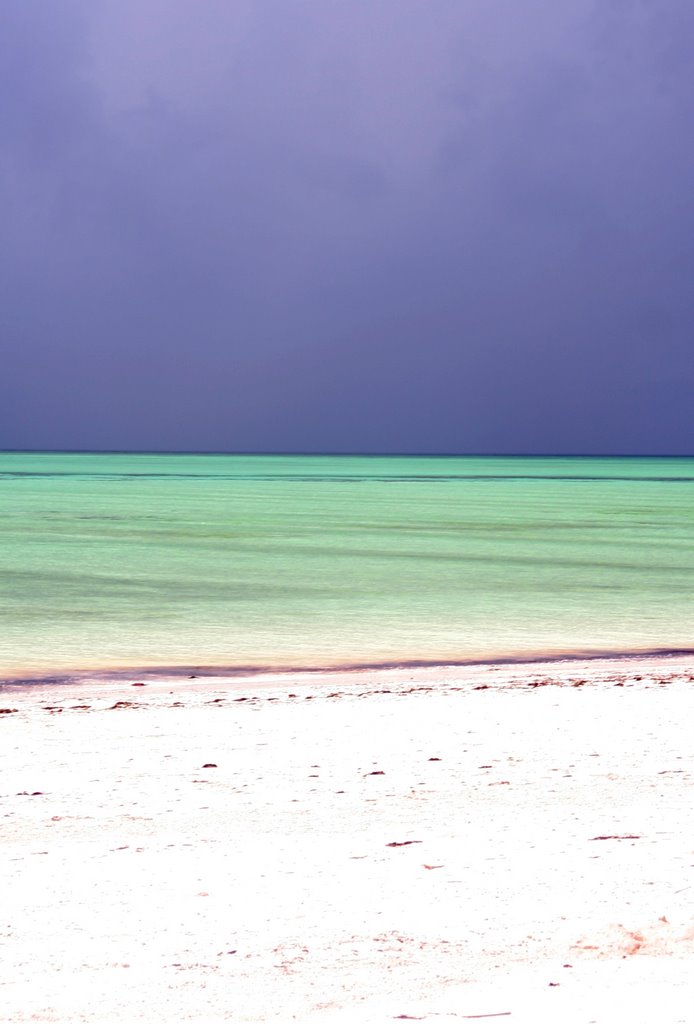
[1,452,693,683]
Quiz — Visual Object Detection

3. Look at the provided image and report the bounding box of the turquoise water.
[1,452,693,681]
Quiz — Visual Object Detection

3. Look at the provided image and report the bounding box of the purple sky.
[2,1,693,453]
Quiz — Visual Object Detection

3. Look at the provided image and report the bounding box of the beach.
[5,0,694,1015]
[2,654,694,1022]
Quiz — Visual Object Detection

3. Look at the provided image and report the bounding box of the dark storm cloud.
[2,0,693,452]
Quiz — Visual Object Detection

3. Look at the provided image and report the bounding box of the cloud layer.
[2,1,693,452]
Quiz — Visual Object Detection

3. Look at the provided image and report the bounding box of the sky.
[1,0,693,454]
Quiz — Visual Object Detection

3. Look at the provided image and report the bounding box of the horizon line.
[2,449,694,459]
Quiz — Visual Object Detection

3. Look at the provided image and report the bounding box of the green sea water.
[1,452,693,681]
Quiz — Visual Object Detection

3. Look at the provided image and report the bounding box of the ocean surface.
[1,452,693,682]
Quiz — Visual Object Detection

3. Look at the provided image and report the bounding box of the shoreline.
[3,645,694,692]
[3,650,694,724]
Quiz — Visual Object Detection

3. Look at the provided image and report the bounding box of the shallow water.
[1,452,693,680]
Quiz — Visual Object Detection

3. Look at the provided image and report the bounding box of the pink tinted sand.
[1,654,694,1022]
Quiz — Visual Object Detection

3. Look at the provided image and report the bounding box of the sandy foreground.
[1,655,694,1023]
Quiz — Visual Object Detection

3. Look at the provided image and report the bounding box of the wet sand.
[2,655,694,1022]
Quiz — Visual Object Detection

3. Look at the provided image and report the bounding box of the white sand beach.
[2,655,694,1022]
